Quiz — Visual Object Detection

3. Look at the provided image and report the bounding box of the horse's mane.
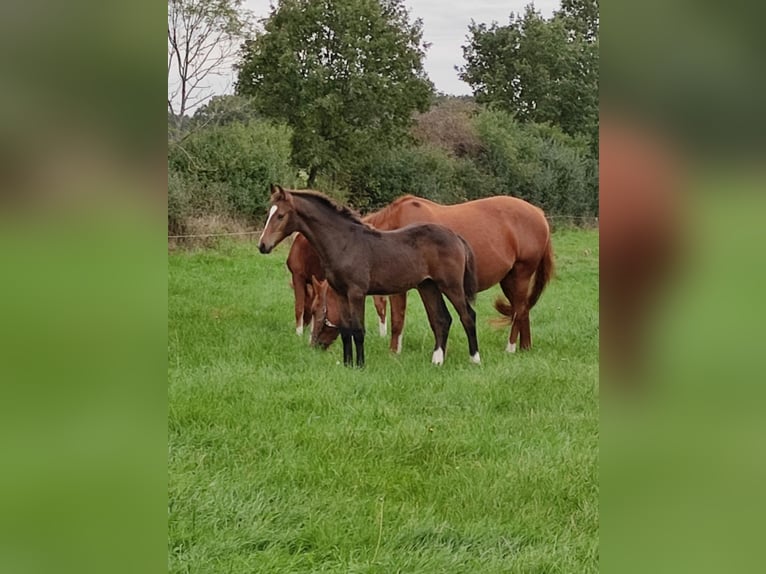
[290,189,367,227]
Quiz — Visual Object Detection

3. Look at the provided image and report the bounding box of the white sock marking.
[258,205,278,244]
[378,318,387,337]
[296,318,303,336]
[506,342,516,353]
[471,352,481,364]
[396,334,402,354]
[431,347,444,365]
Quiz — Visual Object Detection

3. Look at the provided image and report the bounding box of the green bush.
[167,169,190,234]
[349,144,463,210]
[473,109,598,217]
[168,119,296,223]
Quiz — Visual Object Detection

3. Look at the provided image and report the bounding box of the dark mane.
[291,189,368,227]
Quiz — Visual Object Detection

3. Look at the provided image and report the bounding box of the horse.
[286,233,323,336]
[286,233,388,338]
[311,194,553,354]
[258,185,480,367]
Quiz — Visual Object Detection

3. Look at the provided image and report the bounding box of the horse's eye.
[276,213,285,220]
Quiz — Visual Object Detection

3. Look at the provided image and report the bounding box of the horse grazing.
[258,185,480,367]
[312,194,553,354]
[286,233,388,338]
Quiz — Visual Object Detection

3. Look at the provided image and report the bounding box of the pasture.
[168,227,599,573]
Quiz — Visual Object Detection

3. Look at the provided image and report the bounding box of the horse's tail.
[492,236,554,325]
[528,236,554,309]
[460,236,478,303]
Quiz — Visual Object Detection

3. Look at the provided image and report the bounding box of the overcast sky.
[203,1,560,104]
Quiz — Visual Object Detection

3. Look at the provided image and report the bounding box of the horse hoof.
[506,342,516,353]
[470,352,481,364]
[431,348,444,365]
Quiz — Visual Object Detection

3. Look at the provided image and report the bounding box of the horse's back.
[383,195,549,265]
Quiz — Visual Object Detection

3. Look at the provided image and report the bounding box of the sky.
[191,0,560,108]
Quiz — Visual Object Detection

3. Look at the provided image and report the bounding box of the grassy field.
[168,227,599,573]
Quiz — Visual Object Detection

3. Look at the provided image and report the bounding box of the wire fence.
[167,230,261,239]
[167,214,597,240]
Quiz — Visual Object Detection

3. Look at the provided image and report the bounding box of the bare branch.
[168,0,249,117]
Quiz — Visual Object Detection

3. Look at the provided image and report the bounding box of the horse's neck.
[293,197,360,268]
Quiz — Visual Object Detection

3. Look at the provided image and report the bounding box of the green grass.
[168,227,598,573]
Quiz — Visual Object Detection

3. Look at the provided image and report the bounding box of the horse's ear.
[270,184,286,199]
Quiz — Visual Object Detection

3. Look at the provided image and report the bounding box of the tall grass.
[168,227,598,572]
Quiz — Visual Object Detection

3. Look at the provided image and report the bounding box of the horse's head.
[309,277,341,349]
[258,184,296,254]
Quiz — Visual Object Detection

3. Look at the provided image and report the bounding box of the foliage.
[474,109,597,216]
[411,97,483,158]
[168,119,295,224]
[459,1,598,147]
[189,94,261,128]
[344,109,597,217]
[349,144,462,210]
[168,229,599,572]
[235,0,433,185]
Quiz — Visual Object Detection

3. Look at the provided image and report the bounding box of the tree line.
[168,0,599,235]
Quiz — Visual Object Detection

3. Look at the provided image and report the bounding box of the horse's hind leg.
[416,280,451,365]
[500,262,535,351]
[441,284,480,364]
[388,293,407,354]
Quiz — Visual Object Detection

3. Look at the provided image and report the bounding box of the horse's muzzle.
[258,242,271,254]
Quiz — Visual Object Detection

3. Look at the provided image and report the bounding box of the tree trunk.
[307,165,319,188]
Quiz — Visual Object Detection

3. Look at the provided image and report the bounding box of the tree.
[167,0,251,134]
[235,0,433,186]
[189,94,260,129]
[458,1,598,146]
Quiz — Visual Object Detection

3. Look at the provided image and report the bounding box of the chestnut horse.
[312,194,553,353]
[258,186,480,367]
[286,233,322,336]
[286,233,388,337]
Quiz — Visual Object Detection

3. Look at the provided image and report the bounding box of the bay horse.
[311,194,553,354]
[258,185,480,367]
[286,232,388,337]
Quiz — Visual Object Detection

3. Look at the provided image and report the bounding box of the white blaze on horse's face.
[431,347,444,365]
[258,205,278,251]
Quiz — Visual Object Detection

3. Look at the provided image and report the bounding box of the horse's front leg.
[388,292,407,354]
[348,291,366,368]
[338,298,354,366]
[372,296,387,337]
[292,274,306,335]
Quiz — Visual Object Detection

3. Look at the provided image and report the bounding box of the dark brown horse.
[258,185,480,367]
[286,233,388,337]
[312,194,553,354]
